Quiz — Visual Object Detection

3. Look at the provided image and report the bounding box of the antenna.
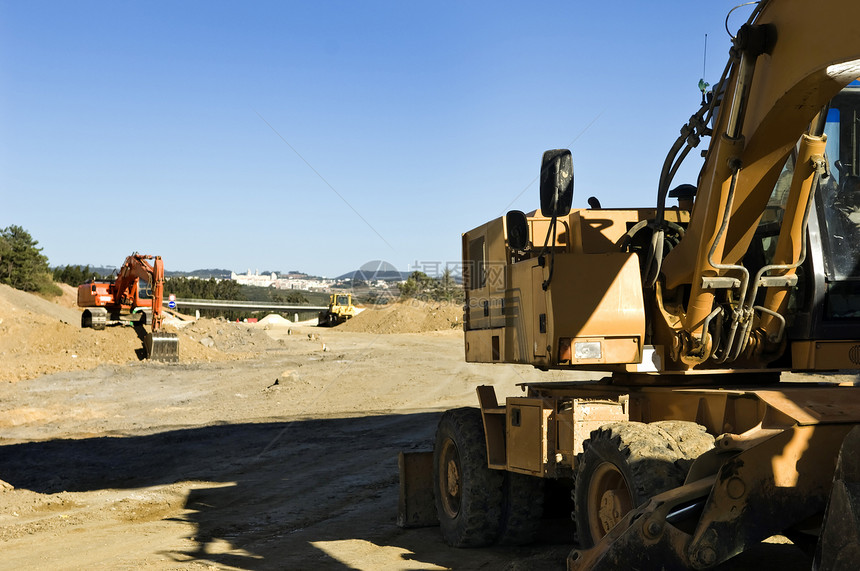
[698,33,710,104]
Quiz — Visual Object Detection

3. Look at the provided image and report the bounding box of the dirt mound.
[54,283,80,310]
[0,284,464,382]
[0,283,80,325]
[0,284,285,383]
[259,313,291,326]
[337,300,462,333]
[174,318,286,353]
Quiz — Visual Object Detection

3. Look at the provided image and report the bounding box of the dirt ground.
[0,285,829,570]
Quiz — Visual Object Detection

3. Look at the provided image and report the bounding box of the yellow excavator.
[401,1,860,568]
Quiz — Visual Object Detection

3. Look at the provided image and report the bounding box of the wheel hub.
[598,489,624,533]
[587,462,633,541]
[438,438,462,518]
[446,459,460,496]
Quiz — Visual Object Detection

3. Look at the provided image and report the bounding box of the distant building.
[228,269,335,291]
[273,277,335,292]
[231,269,278,287]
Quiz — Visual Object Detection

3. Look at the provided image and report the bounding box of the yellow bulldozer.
[317,293,357,327]
[401,1,860,568]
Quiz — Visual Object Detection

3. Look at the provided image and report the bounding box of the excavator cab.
[137,278,153,300]
[819,85,860,283]
[772,82,860,359]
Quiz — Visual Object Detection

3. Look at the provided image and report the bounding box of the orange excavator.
[77,253,179,361]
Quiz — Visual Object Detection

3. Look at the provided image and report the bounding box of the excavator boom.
[134,255,178,362]
[657,0,860,368]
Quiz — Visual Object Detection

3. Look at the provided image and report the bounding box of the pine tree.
[0,225,59,294]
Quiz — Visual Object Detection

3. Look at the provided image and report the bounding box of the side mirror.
[540,149,574,217]
[505,210,529,251]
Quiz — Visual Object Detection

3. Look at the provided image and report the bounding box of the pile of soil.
[0,284,286,383]
[52,283,81,311]
[175,318,286,353]
[337,300,462,333]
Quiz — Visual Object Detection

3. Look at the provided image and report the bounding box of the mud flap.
[815,426,860,571]
[398,451,438,528]
[145,332,179,362]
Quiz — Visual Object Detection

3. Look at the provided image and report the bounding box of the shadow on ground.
[0,411,813,570]
[0,412,573,570]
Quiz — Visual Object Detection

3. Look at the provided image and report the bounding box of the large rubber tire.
[573,422,687,548]
[650,420,715,462]
[433,407,504,547]
[497,471,545,546]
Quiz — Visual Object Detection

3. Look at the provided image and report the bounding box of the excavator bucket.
[145,331,179,362]
[815,426,860,570]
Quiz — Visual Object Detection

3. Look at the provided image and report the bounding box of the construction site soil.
[0,283,834,569]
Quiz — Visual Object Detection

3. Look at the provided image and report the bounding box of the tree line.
[53,264,106,286]
[164,276,244,301]
[2,224,463,313]
[397,269,463,303]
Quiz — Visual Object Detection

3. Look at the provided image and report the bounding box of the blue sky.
[1,1,752,277]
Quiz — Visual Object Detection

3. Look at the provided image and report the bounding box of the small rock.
[199,337,215,348]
